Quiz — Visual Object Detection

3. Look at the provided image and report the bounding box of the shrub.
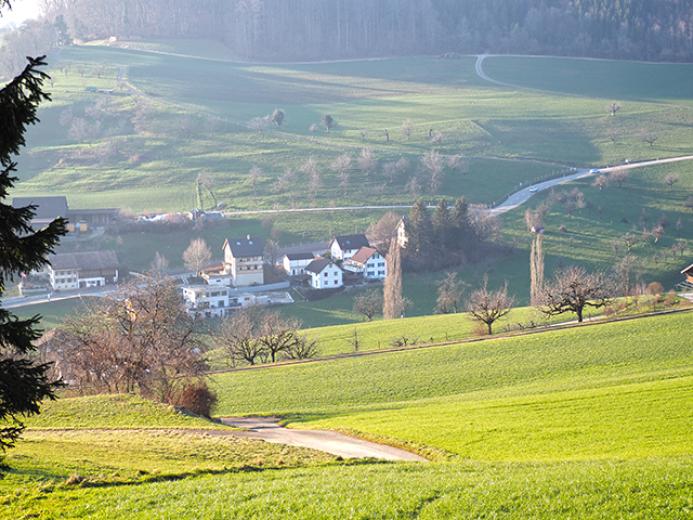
[172,381,217,418]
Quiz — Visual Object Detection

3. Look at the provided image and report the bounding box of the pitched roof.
[49,250,118,271]
[332,234,369,251]
[224,236,265,257]
[681,263,693,275]
[349,246,379,265]
[12,196,68,220]
[285,252,314,261]
[305,257,337,274]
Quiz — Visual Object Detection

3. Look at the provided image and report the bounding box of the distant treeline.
[4,0,693,70]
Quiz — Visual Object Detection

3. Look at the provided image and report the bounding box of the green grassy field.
[2,312,690,518]
[7,43,692,326]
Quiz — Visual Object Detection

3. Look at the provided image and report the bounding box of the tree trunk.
[576,307,584,322]
[487,322,493,335]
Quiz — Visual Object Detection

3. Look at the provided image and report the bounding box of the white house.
[329,234,370,260]
[182,285,232,319]
[182,284,259,319]
[45,251,119,291]
[343,247,387,280]
[282,253,315,276]
[305,258,343,290]
[201,266,234,287]
[223,235,264,287]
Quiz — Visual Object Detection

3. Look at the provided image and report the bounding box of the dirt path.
[220,417,427,462]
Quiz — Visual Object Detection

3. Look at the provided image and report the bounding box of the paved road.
[220,417,427,462]
[488,155,693,215]
[221,155,693,219]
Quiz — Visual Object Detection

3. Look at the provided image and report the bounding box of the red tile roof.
[349,246,378,265]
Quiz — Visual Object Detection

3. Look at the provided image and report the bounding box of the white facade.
[48,269,79,290]
[202,272,234,287]
[330,241,360,260]
[329,235,370,261]
[282,254,314,276]
[182,285,233,318]
[309,263,343,290]
[47,267,118,290]
[223,238,265,287]
[344,250,387,280]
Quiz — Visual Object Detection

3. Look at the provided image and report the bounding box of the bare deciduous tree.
[353,289,383,321]
[401,119,413,139]
[467,277,514,335]
[257,312,302,363]
[249,165,263,193]
[664,173,679,188]
[541,266,611,322]
[61,277,204,402]
[435,272,464,314]
[220,308,265,366]
[357,147,376,175]
[150,251,169,274]
[183,238,212,275]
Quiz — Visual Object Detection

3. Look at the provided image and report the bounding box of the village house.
[680,263,693,288]
[200,264,234,287]
[45,250,119,290]
[223,235,265,287]
[329,234,370,260]
[343,246,387,280]
[182,282,258,319]
[282,253,315,276]
[305,258,343,289]
[12,195,119,233]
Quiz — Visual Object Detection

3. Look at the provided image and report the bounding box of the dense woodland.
[2,0,692,74]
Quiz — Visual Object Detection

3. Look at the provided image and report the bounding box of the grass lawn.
[7,44,692,327]
[2,313,690,518]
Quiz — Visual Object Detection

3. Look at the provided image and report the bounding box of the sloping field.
[1,313,690,518]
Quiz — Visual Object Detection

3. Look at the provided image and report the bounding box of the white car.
[589,168,600,174]
[529,186,538,193]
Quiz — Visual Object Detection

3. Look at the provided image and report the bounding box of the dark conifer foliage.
[0,3,67,452]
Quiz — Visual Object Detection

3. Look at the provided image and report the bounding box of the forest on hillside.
[2,0,693,75]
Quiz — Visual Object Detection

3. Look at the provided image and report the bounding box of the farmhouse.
[306,258,343,289]
[343,246,387,280]
[330,234,370,260]
[681,263,693,288]
[282,252,315,276]
[12,195,119,233]
[46,250,119,290]
[223,235,265,287]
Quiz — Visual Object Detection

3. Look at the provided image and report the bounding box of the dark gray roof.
[224,236,265,258]
[333,234,369,251]
[682,263,693,275]
[305,257,335,274]
[49,250,118,271]
[12,196,68,220]
[285,252,314,261]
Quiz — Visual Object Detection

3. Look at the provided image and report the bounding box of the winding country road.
[222,154,693,218]
[220,417,427,462]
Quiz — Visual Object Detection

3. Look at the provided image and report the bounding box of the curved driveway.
[221,416,426,462]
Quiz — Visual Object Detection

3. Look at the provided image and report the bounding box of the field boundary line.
[206,307,693,376]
